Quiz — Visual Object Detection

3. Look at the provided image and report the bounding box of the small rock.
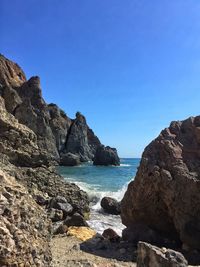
[48,208,63,222]
[34,194,48,206]
[101,197,121,215]
[49,196,73,217]
[64,212,88,227]
[54,224,68,235]
[102,228,120,242]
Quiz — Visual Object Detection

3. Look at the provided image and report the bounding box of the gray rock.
[63,112,98,162]
[60,152,81,166]
[64,212,88,227]
[48,208,63,222]
[137,242,188,267]
[93,145,120,166]
[101,197,121,215]
[49,196,73,217]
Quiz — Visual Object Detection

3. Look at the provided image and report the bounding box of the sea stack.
[93,145,120,166]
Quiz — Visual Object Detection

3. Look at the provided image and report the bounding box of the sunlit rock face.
[121,116,200,249]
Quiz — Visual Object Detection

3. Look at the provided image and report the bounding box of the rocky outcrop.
[101,197,121,215]
[48,103,71,152]
[93,145,120,166]
[0,55,109,165]
[0,170,51,266]
[121,116,200,250]
[137,242,188,267]
[19,166,90,214]
[62,112,99,162]
[0,54,26,88]
[0,96,49,167]
[14,76,60,161]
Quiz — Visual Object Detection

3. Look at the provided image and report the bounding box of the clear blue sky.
[1,1,200,157]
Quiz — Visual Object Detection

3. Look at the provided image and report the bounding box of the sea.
[58,158,140,236]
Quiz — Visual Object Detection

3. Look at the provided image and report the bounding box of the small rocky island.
[0,54,200,267]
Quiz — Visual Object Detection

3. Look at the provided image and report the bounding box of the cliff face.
[0,54,91,265]
[121,116,200,250]
[0,54,102,165]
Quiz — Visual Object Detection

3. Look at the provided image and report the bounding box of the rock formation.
[0,54,26,87]
[61,112,101,162]
[101,197,121,215]
[121,116,200,250]
[0,54,111,166]
[137,242,188,267]
[93,145,120,166]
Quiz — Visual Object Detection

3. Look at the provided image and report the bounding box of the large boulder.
[101,197,121,215]
[121,116,200,250]
[137,242,188,267]
[93,145,120,166]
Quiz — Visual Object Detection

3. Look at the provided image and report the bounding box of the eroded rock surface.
[121,116,200,250]
[0,170,51,266]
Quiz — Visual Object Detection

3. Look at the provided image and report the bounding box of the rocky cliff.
[0,54,104,165]
[121,116,200,250]
[0,54,120,266]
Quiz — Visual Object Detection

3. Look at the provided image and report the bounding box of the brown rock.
[121,116,200,249]
[54,224,68,235]
[0,54,26,87]
[102,228,120,242]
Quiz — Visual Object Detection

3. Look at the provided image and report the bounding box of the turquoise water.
[59,158,140,194]
[58,158,140,235]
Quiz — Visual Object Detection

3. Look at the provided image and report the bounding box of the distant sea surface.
[58,158,140,235]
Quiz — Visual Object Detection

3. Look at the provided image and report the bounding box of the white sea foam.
[119,164,131,167]
[63,175,133,235]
